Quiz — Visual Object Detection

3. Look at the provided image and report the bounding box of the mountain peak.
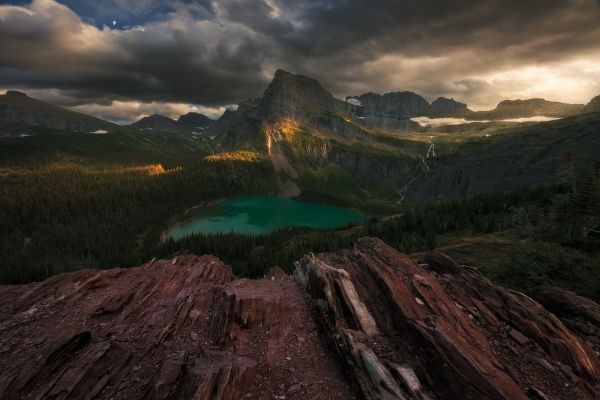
[259,69,335,121]
[142,114,175,122]
[129,114,181,132]
[177,112,213,129]
[430,97,471,117]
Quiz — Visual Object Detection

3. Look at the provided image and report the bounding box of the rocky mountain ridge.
[345,92,585,121]
[129,112,213,133]
[1,238,599,399]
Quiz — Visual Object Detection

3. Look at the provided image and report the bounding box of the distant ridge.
[177,112,213,129]
[583,95,600,113]
[129,112,213,133]
[345,91,584,120]
[128,114,180,133]
[0,90,115,134]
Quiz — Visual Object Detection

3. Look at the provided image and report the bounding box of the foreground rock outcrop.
[2,239,600,399]
[0,255,355,399]
[296,238,600,400]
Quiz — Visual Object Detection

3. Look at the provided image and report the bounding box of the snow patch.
[91,130,108,134]
[411,117,471,127]
[411,115,559,127]
[346,98,362,106]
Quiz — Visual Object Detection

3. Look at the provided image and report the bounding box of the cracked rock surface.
[2,239,600,399]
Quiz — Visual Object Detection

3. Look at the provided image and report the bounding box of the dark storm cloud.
[1,0,600,120]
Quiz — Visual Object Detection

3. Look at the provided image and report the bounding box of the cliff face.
[429,97,471,117]
[2,239,600,399]
[211,70,369,153]
[349,92,430,120]
[344,91,584,121]
[259,70,338,123]
[0,91,114,133]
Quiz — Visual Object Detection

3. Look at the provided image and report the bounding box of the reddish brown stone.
[296,237,600,400]
[0,255,355,400]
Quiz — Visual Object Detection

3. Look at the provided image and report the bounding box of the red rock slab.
[0,255,357,400]
[296,237,600,400]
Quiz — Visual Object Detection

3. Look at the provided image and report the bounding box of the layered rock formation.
[348,91,430,121]
[0,91,114,134]
[529,286,600,353]
[3,239,600,399]
[0,255,355,399]
[296,238,600,400]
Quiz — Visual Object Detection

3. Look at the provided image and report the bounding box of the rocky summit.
[259,69,338,123]
[1,238,600,399]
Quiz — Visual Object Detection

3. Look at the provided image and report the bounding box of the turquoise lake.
[168,196,365,239]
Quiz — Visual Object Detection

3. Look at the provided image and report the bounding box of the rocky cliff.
[259,70,338,123]
[0,91,114,134]
[344,91,584,122]
[429,97,471,117]
[210,71,376,161]
[2,239,600,399]
[348,92,430,120]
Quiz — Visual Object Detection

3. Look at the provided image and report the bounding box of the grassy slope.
[407,112,600,200]
[0,92,115,129]
[0,127,211,167]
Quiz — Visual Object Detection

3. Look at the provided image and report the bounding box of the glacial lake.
[168,196,365,239]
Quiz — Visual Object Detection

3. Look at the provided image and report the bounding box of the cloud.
[1,0,600,117]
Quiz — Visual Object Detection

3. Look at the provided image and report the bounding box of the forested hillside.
[0,155,277,283]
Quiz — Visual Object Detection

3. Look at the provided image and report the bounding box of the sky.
[1,0,600,123]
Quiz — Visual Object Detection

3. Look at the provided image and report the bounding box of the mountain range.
[343,93,585,122]
[196,70,599,207]
[0,90,214,137]
[1,70,599,205]
[128,112,213,133]
[2,73,597,137]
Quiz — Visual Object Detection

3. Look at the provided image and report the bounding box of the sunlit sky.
[1,0,600,123]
